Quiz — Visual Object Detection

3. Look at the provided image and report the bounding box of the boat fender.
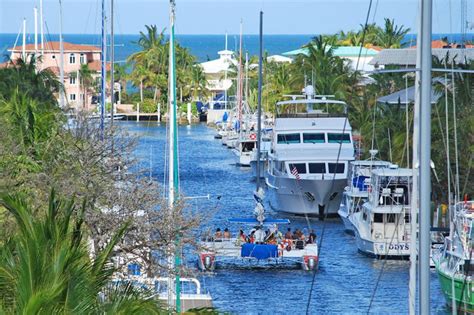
[200,253,215,270]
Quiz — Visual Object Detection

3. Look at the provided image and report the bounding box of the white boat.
[352,167,413,258]
[337,153,392,233]
[265,86,355,217]
[232,133,257,166]
[198,219,318,271]
[198,189,318,271]
[250,135,271,178]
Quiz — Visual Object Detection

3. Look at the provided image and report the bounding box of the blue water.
[125,121,448,314]
[1,33,472,64]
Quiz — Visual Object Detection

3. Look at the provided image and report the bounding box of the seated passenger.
[214,228,223,240]
[247,231,255,243]
[307,229,317,244]
[223,228,231,239]
[293,229,302,240]
[239,229,247,242]
[284,228,292,239]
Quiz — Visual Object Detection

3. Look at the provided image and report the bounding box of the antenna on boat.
[256,11,263,189]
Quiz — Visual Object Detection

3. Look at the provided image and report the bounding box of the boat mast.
[408,2,423,313]
[22,18,26,61]
[238,20,243,136]
[224,32,228,110]
[256,11,263,189]
[100,0,106,136]
[59,0,65,108]
[110,0,115,127]
[168,0,181,312]
[34,6,38,53]
[40,0,44,56]
[419,0,433,313]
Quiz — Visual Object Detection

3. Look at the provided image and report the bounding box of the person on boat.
[214,228,223,240]
[239,229,246,242]
[223,228,231,239]
[284,228,292,239]
[307,229,317,244]
[247,230,255,243]
[293,229,302,240]
[254,226,266,244]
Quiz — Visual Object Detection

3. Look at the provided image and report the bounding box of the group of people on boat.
[211,226,317,250]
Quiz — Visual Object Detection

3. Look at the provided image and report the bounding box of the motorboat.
[337,151,392,233]
[265,86,355,217]
[352,167,413,258]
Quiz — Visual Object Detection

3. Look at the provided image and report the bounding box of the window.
[51,55,56,59]
[309,163,326,174]
[374,213,384,223]
[80,53,86,64]
[328,163,345,174]
[69,76,76,85]
[303,133,325,143]
[69,53,76,64]
[386,214,396,223]
[328,133,351,143]
[277,133,300,144]
[404,214,410,223]
[69,94,76,101]
[288,163,306,174]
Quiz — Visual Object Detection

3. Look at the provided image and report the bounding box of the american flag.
[291,166,301,180]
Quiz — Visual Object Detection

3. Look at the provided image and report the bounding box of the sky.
[0,0,471,35]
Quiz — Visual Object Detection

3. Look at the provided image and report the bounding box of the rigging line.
[305,1,376,312]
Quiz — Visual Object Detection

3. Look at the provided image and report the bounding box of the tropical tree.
[0,190,164,313]
[375,18,410,48]
[79,64,94,110]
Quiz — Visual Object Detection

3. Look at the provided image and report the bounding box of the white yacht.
[352,167,413,258]
[338,154,392,233]
[232,133,256,166]
[265,86,355,217]
[250,136,271,178]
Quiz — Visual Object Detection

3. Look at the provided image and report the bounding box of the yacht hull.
[266,173,346,216]
[337,206,354,234]
[353,229,410,258]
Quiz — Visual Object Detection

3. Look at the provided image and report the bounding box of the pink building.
[5,41,111,111]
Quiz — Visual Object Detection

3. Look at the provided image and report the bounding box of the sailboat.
[161,1,212,312]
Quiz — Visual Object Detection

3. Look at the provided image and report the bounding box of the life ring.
[250,133,257,140]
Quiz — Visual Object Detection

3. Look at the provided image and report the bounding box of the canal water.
[122,121,448,314]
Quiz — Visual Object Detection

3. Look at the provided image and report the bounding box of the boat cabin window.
[404,214,410,223]
[386,214,396,223]
[327,133,351,144]
[303,133,325,144]
[378,185,409,205]
[242,141,255,152]
[374,213,384,223]
[277,133,300,144]
[363,211,368,221]
[328,163,345,174]
[309,163,326,174]
[288,163,306,174]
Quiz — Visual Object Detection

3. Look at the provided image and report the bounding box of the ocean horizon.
[1,33,471,63]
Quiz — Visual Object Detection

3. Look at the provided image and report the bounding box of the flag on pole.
[291,166,301,181]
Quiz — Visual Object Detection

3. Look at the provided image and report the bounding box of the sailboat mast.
[100,0,106,135]
[40,0,44,56]
[419,0,433,313]
[110,0,115,128]
[22,18,26,60]
[256,11,263,189]
[238,20,243,134]
[34,7,38,53]
[59,0,65,108]
[408,2,423,313]
[224,32,228,109]
[168,0,180,312]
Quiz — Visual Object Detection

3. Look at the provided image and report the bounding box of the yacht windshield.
[288,163,306,174]
[328,163,345,174]
[303,133,325,143]
[277,133,300,144]
[327,133,351,143]
[309,163,326,174]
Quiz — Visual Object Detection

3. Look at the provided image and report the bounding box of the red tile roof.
[88,60,111,72]
[9,41,100,52]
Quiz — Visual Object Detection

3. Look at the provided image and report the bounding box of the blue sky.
[0,0,470,35]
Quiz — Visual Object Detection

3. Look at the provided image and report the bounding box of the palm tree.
[375,18,410,48]
[0,190,164,313]
[79,64,94,110]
